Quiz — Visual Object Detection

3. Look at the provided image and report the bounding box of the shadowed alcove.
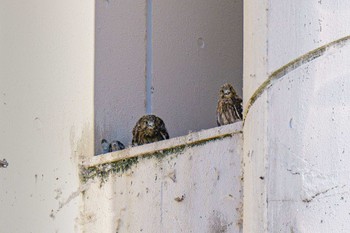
[94,0,243,154]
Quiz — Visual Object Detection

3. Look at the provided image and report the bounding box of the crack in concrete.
[50,179,94,219]
[302,185,338,203]
[286,169,300,175]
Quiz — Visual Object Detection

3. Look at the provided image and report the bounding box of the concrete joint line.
[243,34,350,124]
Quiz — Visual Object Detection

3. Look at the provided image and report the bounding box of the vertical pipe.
[146,0,153,114]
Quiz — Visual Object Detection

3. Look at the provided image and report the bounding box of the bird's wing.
[155,116,169,140]
[233,97,243,120]
[159,121,169,139]
[216,101,223,126]
[132,124,139,146]
[160,128,169,140]
[216,115,221,126]
[118,141,125,150]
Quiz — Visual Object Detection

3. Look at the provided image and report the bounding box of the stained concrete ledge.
[81,122,243,233]
[85,122,243,168]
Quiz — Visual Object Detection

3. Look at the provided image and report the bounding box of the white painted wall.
[95,0,243,153]
[244,1,350,232]
[82,123,243,233]
[0,1,94,232]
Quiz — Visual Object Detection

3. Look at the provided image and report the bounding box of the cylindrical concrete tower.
[243,1,350,232]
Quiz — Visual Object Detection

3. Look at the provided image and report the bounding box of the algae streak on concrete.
[81,122,243,233]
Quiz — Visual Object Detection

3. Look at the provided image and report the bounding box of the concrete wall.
[152,0,243,139]
[94,1,147,154]
[244,1,350,232]
[94,0,243,154]
[82,123,243,233]
[0,1,94,232]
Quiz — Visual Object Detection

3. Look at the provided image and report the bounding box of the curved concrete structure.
[243,1,350,232]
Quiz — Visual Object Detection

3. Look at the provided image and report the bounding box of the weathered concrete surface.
[0,0,94,232]
[242,92,268,233]
[267,0,350,73]
[244,1,350,232]
[82,122,243,233]
[266,42,350,233]
[243,0,268,106]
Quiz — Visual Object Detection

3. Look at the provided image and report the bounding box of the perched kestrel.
[132,115,169,146]
[216,83,243,126]
[109,140,125,152]
[101,139,110,154]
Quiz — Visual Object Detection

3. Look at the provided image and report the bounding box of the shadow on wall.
[94,0,243,155]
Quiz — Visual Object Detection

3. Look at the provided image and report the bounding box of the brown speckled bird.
[132,115,169,146]
[100,139,125,154]
[216,83,243,126]
[109,140,125,152]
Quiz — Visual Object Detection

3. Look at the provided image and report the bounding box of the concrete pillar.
[243,1,350,232]
[0,1,94,232]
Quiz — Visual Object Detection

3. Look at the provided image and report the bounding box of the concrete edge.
[84,121,243,168]
[243,34,350,123]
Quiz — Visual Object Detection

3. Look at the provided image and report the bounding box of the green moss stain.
[243,34,350,123]
[80,133,236,185]
[80,157,138,184]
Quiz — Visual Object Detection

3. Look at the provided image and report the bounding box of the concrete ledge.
[84,121,243,168]
[82,121,243,232]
